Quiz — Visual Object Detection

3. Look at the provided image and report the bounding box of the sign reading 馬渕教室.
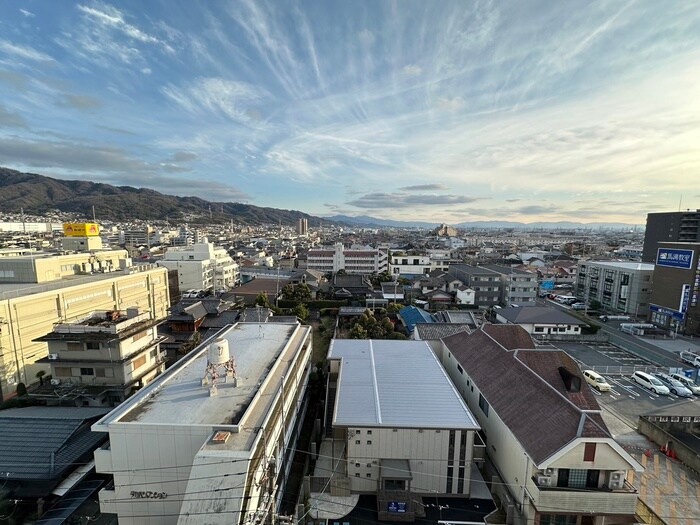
[656,248,694,270]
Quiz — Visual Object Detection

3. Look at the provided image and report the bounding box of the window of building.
[366,473,371,478]
[356,429,361,435]
[539,515,577,525]
[86,341,100,350]
[478,393,489,417]
[132,355,147,370]
[457,364,464,374]
[355,440,360,444]
[54,367,72,377]
[366,430,372,435]
[80,368,94,376]
[367,440,372,445]
[584,443,596,462]
[66,342,83,352]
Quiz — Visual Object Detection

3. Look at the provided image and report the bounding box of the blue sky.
[1,1,699,224]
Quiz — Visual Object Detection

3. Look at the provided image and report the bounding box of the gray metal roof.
[329,339,479,430]
[497,306,585,325]
[0,407,109,480]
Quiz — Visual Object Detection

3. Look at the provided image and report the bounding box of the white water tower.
[202,338,237,396]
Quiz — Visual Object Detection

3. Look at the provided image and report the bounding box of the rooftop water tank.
[207,338,230,365]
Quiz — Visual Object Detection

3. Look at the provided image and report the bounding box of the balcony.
[527,477,638,515]
[94,442,113,473]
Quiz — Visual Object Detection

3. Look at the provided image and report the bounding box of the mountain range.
[0,168,642,230]
[0,168,320,225]
[324,214,642,230]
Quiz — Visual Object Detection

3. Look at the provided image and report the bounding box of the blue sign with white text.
[656,248,694,269]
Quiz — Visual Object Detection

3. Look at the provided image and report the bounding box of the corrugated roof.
[398,306,433,333]
[0,407,109,481]
[329,339,479,430]
[414,323,471,340]
[443,325,610,465]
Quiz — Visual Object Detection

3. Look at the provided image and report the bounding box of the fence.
[583,364,668,376]
[534,333,608,343]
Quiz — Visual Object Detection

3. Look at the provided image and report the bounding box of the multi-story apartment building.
[642,210,700,263]
[448,264,502,308]
[297,217,308,235]
[307,243,388,274]
[576,261,653,316]
[388,251,451,277]
[325,339,486,519]
[481,264,538,306]
[34,308,165,406]
[649,242,700,335]
[0,266,169,400]
[158,242,239,293]
[439,325,643,525]
[93,321,312,525]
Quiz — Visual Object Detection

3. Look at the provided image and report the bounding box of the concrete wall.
[638,416,700,474]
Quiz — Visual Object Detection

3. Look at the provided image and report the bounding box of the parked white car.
[631,371,670,395]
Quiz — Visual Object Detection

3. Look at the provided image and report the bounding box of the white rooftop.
[329,339,479,430]
[585,261,655,271]
[105,322,298,426]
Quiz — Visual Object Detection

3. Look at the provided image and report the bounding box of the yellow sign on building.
[63,223,100,237]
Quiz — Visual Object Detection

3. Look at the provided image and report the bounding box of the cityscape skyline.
[1,1,699,224]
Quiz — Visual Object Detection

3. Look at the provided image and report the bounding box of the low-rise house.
[438,325,643,525]
[494,306,586,337]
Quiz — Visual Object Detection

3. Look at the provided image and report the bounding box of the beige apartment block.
[0,249,129,284]
[0,266,169,399]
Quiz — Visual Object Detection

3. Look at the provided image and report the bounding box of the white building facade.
[307,243,388,274]
[93,322,312,525]
[159,242,239,292]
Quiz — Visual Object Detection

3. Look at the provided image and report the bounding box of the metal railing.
[582,364,668,376]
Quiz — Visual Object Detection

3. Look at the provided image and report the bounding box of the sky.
[0,1,699,225]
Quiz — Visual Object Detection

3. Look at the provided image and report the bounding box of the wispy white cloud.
[0,39,53,62]
[161,77,268,124]
[19,9,35,18]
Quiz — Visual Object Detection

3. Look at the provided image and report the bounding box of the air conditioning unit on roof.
[537,475,552,487]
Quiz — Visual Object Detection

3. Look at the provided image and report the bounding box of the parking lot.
[541,340,700,428]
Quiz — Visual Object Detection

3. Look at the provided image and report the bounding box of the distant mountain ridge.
[324,214,642,230]
[0,167,322,225]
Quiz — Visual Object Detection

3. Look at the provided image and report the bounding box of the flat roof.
[103,323,299,427]
[329,339,479,430]
[0,266,163,299]
[583,261,655,271]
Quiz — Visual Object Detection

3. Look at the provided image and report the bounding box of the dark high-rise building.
[642,210,700,262]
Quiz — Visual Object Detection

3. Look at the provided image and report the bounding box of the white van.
[631,371,670,395]
[583,370,611,392]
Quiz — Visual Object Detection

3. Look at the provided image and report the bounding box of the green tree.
[589,299,602,311]
[283,283,311,304]
[255,292,271,308]
[349,324,368,339]
[294,303,309,322]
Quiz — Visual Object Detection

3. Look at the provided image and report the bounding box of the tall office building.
[297,217,308,235]
[642,210,700,262]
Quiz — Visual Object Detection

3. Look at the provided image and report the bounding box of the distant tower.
[297,218,308,235]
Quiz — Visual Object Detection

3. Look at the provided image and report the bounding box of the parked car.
[631,371,670,395]
[653,373,694,397]
[669,373,700,395]
[572,303,587,311]
[583,370,612,392]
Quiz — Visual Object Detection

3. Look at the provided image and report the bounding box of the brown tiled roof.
[443,325,610,465]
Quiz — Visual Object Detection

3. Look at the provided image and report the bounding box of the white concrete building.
[438,325,643,525]
[307,243,387,274]
[389,252,451,277]
[159,242,239,292]
[322,339,486,520]
[93,321,312,525]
